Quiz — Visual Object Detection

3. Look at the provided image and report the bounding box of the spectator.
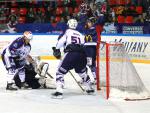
[0,5,7,24]
[115,6,125,16]
[60,17,65,23]
[34,9,46,23]
[110,8,115,22]
[147,6,150,16]
[77,2,92,24]
[50,16,56,24]
[100,1,107,14]
[145,16,150,24]
[91,3,101,18]
[1,14,18,33]
[65,15,71,22]
[26,8,36,23]
[45,6,52,23]
[135,15,144,23]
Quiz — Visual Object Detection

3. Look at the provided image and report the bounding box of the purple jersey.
[4,37,31,60]
[84,26,97,46]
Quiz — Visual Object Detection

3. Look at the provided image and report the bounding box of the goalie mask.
[87,17,97,25]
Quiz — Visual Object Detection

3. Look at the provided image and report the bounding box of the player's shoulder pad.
[16,37,24,44]
[64,29,70,33]
[11,37,24,49]
[58,32,65,40]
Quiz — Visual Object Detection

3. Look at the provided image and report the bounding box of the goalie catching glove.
[52,47,61,59]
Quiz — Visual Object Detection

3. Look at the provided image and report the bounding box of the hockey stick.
[68,70,85,92]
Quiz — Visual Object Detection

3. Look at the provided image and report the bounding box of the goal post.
[96,41,150,100]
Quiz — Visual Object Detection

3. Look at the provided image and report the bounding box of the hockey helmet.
[67,19,78,29]
[87,17,97,24]
[23,31,33,40]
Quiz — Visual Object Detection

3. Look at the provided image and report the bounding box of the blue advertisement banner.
[6,23,150,34]
[115,23,150,34]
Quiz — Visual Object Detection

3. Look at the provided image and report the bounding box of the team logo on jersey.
[13,43,18,48]
[85,35,93,42]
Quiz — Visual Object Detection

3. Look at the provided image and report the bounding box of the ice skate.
[85,82,95,95]
[51,83,63,99]
[86,88,95,94]
[91,78,97,85]
[51,92,63,99]
[20,82,31,89]
[6,82,18,91]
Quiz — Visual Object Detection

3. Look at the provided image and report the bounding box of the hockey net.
[96,41,150,100]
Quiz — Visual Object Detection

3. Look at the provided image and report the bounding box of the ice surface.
[0,60,150,113]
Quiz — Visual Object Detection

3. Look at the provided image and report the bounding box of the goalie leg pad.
[45,78,56,89]
[39,63,49,77]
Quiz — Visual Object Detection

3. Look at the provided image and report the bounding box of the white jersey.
[56,29,85,49]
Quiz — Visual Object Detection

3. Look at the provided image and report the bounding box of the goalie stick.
[36,62,54,79]
[46,72,54,79]
[37,69,54,79]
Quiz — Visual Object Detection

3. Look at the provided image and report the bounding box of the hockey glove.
[52,47,61,59]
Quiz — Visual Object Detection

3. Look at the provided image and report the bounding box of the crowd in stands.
[0,0,150,33]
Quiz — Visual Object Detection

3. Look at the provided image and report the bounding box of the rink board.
[0,34,150,63]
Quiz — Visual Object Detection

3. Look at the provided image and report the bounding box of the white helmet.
[67,19,78,29]
[23,31,33,40]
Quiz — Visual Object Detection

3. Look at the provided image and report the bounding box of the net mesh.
[98,42,150,100]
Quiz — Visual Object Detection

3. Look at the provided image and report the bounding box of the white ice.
[0,60,150,113]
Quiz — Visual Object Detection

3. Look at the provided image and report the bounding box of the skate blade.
[87,92,96,95]
[85,90,96,95]
[51,95,63,99]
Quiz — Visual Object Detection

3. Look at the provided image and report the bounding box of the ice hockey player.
[52,19,95,99]
[1,31,33,90]
[14,56,55,89]
[84,15,105,84]
[84,17,98,84]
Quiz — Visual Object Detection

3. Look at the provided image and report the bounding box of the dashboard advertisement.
[0,34,150,63]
